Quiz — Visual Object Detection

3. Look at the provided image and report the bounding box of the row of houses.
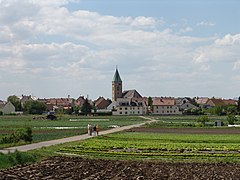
[0,94,237,116]
[107,94,238,116]
[0,95,112,115]
[0,69,238,116]
[108,68,238,116]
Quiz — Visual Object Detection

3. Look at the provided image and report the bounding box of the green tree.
[148,97,153,109]
[81,98,92,115]
[7,95,21,111]
[23,101,47,114]
[237,96,240,112]
[226,105,237,115]
[197,116,209,126]
[227,115,237,125]
[207,106,223,116]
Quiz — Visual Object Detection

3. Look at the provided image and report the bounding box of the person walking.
[88,124,93,136]
[96,124,99,135]
[93,124,97,136]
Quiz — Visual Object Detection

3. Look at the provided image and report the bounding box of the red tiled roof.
[152,98,175,106]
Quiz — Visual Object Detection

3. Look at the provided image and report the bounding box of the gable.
[122,90,142,99]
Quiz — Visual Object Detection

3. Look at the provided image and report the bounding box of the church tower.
[112,68,122,101]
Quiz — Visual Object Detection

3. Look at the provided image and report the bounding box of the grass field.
[1,115,240,169]
[58,132,240,163]
[0,115,147,148]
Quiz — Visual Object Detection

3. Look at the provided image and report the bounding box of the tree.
[148,97,153,109]
[226,105,237,115]
[197,116,209,126]
[237,96,240,112]
[207,106,224,116]
[23,101,47,114]
[7,95,21,111]
[81,98,92,115]
[227,115,237,125]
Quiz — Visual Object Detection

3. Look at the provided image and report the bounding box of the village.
[0,68,239,117]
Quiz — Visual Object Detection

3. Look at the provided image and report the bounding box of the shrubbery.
[0,151,38,169]
[0,127,33,144]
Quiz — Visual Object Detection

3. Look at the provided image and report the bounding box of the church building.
[109,68,147,115]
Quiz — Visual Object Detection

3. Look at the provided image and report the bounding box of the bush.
[0,151,38,169]
[0,127,33,144]
[227,115,237,125]
[197,116,209,126]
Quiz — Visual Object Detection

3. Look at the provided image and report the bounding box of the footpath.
[0,116,156,154]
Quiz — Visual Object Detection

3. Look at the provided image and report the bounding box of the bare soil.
[128,127,240,134]
[1,156,240,179]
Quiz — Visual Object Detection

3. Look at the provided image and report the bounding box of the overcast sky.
[0,0,240,100]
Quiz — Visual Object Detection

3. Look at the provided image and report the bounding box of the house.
[152,97,182,115]
[194,97,210,109]
[94,97,111,110]
[111,98,147,115]
[0,101,16,115]
[20,95,36,106]
[206,98,226,107]
[176,97,198,111]
[38,97,75,111]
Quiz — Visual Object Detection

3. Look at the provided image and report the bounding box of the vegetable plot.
[59,132,240,162]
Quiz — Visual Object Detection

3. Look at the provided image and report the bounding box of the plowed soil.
[1,156,240,179]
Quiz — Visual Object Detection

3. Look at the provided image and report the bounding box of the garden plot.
[58,132,240,163]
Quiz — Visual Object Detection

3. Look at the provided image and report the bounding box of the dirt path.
[0,116,156,154]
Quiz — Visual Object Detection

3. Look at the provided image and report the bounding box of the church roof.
[122,90,142,99]
[112,69,122,82]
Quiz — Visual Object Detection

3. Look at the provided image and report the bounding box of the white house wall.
[152,105,182,115]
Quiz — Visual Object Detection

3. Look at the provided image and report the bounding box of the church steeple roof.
[112,68,122,82]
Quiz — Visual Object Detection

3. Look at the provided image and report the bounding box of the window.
[120,112,122,114]
[120,107,122,110]
[125,107,127,110]
[125,112,128,114]
[138,111,140,114]
[162,111,164,113]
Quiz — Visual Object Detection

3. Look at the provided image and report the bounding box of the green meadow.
[0,115,147,148]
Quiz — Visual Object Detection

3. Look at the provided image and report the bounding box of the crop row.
[58,132,240,162]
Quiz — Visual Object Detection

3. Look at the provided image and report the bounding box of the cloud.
[215,34,240,46]
[131,16,157,27]
[197,21,215,27]
[193,34,240,66]
[0,0,239,99]
[179,26,193,34]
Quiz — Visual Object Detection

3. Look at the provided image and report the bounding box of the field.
[1,115,240,178]
[0,115,147,148]
[58,131,240,163]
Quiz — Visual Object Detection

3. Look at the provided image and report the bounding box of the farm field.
[1,115,240,178]
[0,115,147,148]
[58,131,240,163]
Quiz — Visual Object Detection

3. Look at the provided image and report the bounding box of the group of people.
[87,124,99,136]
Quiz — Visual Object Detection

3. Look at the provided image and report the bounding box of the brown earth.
[1,156,240,179]
[128,127,240,134]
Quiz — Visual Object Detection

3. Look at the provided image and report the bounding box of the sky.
[0,0,240,100]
